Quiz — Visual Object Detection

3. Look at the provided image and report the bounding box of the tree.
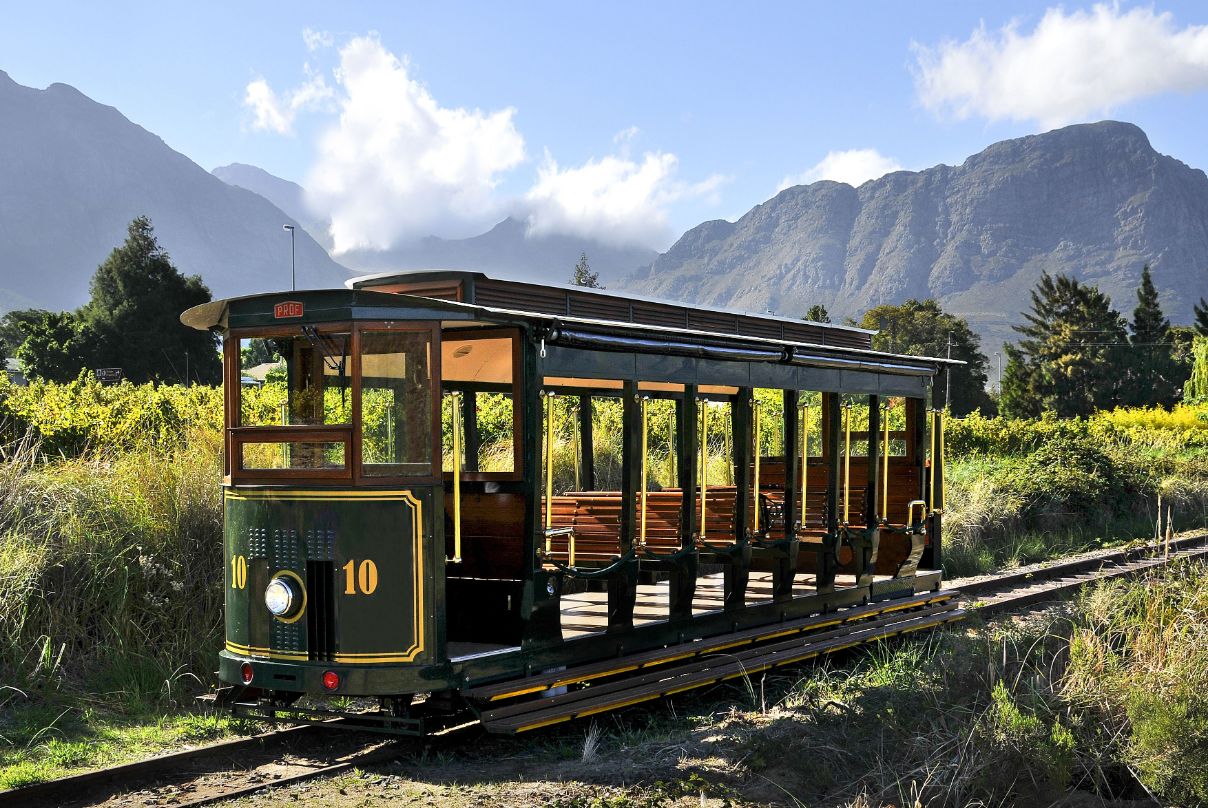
[1000,272,1128,418]
[0,309,50,359]
[1186,336,1208,404]
[15,311,94,383]
[570,252,602,288]
[804,304,831,323]
[78,216,220,384]
[857,299,993,416]
[1126,264,1183,407]
[1195,298,1208,336]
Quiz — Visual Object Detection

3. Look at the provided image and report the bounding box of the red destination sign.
[274,301,304,319]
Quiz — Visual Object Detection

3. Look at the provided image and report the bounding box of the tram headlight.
[264,575,302,619]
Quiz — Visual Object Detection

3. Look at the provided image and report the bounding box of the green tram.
[182,270,960,734]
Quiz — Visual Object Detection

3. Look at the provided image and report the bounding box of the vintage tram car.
[183,270,960,734]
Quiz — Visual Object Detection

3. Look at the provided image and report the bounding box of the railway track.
[5,531,1205,808]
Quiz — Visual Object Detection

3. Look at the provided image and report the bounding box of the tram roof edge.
[344,268,878,337]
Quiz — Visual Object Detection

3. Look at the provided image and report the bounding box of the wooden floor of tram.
[559,570,896,640]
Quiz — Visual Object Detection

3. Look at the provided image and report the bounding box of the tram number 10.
[342,559,379,595]
[230,555,247,589]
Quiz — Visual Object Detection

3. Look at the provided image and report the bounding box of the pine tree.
[1000,272,1128,417]
[1126,264,1182,406]
[1195,298,1208,336]
[570,252,602,288]
[804,304,831,323]
[857,299,993,415]
[79,216,220,384]
[15,311,94,382]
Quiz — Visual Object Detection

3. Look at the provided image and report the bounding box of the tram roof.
[183,285,961,376]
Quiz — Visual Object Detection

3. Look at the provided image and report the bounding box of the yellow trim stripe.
[226,641,309,661]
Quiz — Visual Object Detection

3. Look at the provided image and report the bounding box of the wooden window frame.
[442,327,524,483]
[226,321,442,486]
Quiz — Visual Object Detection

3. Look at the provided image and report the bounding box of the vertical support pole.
[782,389,800,540]
[520,335,560,645]
[463,391,480,472]
[859,394,880,585]
[725,388,753,611]
[578,395,593,490]
[821,391,842,593]
[670,387,699,622]
[610,379,640,632]
[775,388,800,602]
[680,388,698,546]
[931,408,945,573]
[449,391,463,564]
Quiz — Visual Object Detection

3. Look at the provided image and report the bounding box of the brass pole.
[881,401,890,522]
[700,399,709,541]
[842,401,852,525]
[640,396,649,547]
[544,391,555,554]
[752,398,761,534]
[800,402,810,529]
[450,391,463,563]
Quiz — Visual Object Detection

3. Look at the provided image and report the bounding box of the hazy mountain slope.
[625,122,1208,351]
[211,162,334,252]
[336,217,658,287]
[0,71,347,313]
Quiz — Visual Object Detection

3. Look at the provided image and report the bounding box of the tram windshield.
[232,325,436,479]
[240,331,352,427]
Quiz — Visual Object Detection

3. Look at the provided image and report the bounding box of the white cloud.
[305,35,526,251]
[303,27,333,51]
[246,36,719,250]
[243,71,333,135]
[913,4,1208,128]
[524,150,724,249]
[778,148,903,191]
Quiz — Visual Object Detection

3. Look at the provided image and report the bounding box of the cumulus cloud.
[913,4,1208,128]
[244,71,333,135]
[246,33,720,250]
[778,148,903,191]
[524,150,724,249]
[305,34,526,251]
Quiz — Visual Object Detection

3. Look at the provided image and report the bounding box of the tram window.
[796,391,823,457]
[359,330,434,476]
[699,399,735,487]
[239,332,351,427]
[241,441,346,470]
[642,398,678,490]
[753,389,784,459]
[883,397,907,456]
[442,392,515,474]
[442,331,520,478]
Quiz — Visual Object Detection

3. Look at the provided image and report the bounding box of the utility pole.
[945,331,952,409]
[994,351,1002,393]
[283,224,296,290]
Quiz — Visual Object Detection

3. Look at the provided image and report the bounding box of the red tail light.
[240,662,254,684]
[322,670,340,691]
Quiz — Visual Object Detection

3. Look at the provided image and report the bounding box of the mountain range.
[0,70,346,313]
[2,67,1206,358]
[626,121,1208,352]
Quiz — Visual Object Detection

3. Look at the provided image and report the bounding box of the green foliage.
[571,251,602,288]
[15,311,94,383]
[79,216,220,384]
[1186,335,1208,404]
[0,308,48,358]
[976,681,1075,795]
[1064,563,1208,805]
[803,303,830,323]
[0,373,222,455]
[857,298,993,416]
[1125,264,1184,407]
[1002,272,1129,417]
[1195,296,1208,336]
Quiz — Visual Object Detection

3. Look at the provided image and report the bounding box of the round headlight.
[264,576,298,618]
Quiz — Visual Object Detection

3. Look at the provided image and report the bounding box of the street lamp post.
[282,224,296,291]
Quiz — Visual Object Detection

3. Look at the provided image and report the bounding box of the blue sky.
[4,1,1208,252]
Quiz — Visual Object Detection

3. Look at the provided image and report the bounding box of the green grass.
[0,697,242,788]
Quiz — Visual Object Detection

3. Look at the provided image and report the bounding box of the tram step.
[466,589,959,704]
[478,601,965,734]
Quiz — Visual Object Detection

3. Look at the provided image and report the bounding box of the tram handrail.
[448,391,462,564]
[842,401,852,525]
